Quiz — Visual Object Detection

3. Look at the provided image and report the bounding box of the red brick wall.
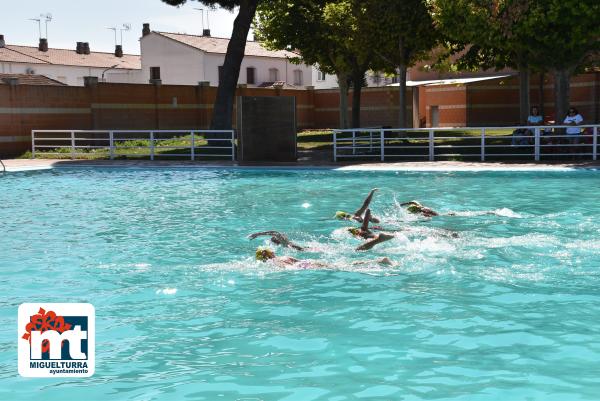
[1,73,598,157]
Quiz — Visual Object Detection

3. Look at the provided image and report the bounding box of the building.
[139,24,312,88]
[0,35,141,86]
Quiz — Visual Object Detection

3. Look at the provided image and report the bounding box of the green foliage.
[433,0,600,73]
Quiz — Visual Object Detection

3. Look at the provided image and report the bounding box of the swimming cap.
[348,227,361,236]
[335,211,351,220]
[407,204,421,214]
[256,247,275,262]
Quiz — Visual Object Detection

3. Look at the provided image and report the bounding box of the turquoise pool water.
[1,168,600,400]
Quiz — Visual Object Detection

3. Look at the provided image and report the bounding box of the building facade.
[139,27,312,88]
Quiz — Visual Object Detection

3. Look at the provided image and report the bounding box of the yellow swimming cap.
[335,211,351,220]
[256,247,275,262]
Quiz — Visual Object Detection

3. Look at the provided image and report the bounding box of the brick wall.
[1,73,598,157]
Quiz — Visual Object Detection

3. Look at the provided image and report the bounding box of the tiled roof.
[156,32,299,59]
[0,45,141,70]
[0,73,66,86]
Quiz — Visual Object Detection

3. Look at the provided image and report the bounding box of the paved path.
[3,158,599,172]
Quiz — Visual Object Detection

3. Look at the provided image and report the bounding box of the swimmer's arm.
[248,231,283,240]
[354,188,378,217]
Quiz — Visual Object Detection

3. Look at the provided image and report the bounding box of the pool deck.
[3,158,600,172]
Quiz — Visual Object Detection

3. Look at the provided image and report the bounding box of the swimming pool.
[1,168,600,400]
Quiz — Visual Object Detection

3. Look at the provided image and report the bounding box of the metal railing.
[31,130,236,161]
[333,125,599,162]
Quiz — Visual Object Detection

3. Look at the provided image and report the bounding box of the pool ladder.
[0,159,5,174]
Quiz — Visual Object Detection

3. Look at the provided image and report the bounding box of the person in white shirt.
[564,108,583,144]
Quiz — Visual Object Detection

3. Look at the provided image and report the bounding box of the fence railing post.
[380,129,385,161]
[150,131,155,161]
[593,126,597,161]
[231,130,236,161]
[31,131,36,159]
[333,131,338,162]
[481,128,485,161]
[191,131,195,161]
[428,129,434,161]
[70,131,75,160]
[109,131,114,160]
[534,127,540,161]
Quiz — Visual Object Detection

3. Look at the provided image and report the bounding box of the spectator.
[564,107,583,145]
[512,106,543,146]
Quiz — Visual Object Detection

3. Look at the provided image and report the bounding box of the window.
[218,65,224,84]
[317,70,326,81]
[269,68,279,82]
[293,69,303,86]
[246,67,256,85]
[150,66,161,80]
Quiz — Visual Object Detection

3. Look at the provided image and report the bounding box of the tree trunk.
[210,0,258,129]
[554,69,570,123]
[539,72,545,118]
[337,72,350,129]
[398,64,408,128]
[351,70,364,128]
[518,67,530,124]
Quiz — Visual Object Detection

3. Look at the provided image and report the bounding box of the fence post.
[481,128,485,161]
[352,130,356,155]
[150,131,155,161]
[70,131,75,160]
[369,131,373,152]
[593,126,597,161]
[191,131,195,161]
[428,129,434,161]
[333,131,338,162]
[109,131,114,160]
[534,127,540,161]
[31,131,36,159]
[231,130,236,161]
[380,129,385,161]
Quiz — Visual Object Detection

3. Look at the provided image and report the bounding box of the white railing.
[31,130,236,161]
[333,125,599,162]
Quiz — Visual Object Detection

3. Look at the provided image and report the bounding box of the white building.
[139,26,312,88]
[0,35,141,86]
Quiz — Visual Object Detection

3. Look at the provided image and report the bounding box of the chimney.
[114,45,123,58]
[142,23,151,37]
[76,42,83,54]
[0,35,5,48]
[82,42,90,55]
[38,38,48,52]
[202,29,211,37]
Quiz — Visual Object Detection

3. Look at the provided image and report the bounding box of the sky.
[0,0,243,55]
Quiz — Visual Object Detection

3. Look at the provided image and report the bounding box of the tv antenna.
[107,27,117,46]
[120,23,131,46]
[193,8,205,32]
[29,18,41,39]
[41,13,52,39]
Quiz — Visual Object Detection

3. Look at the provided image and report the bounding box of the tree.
[434,0,600,123]
[365,0,439,128]
[162,0,259,129]
[255,0,380,128]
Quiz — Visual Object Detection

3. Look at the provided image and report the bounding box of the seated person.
[512,106,543,145]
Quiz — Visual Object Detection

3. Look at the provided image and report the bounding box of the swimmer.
[352,257,395,266]
[335,188,381,223]
[356,233,395,251]
[255,247,325,269]
[400,200,439,217]
[347,209,376,239]
[248,231,305,251]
